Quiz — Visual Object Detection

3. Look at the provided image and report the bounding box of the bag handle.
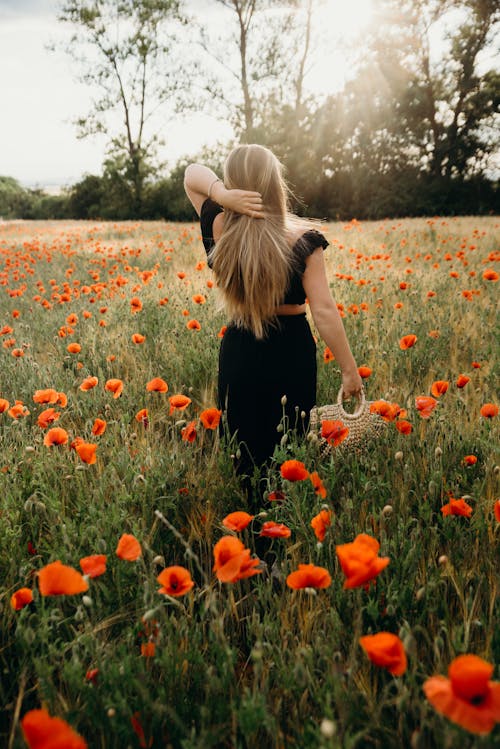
[336,386,366,419]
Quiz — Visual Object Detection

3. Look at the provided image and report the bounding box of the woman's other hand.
[341,369,363,400]
[212,182,264,218]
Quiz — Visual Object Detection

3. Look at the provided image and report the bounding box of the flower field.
[1,216,499,748]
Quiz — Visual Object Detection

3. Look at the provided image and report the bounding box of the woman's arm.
[302,247,363,399]
[184,163,264,218]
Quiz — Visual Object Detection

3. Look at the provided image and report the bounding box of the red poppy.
[79,376,98,391]
[213,536,261,583]
[323,346,334,363]
[75,442,97,465]
[199,408,222,430]
[358,366,372,378]
[38,560,89,596]
[10,587,33,610]
[399,334,417,350]
[482,269,498,281]
[480,403,498,418]
[181,420,197,442]
[321,419,350,446]
[105,378,124,398]
[130,296,142,313]
[494,500,500,523]
[463,455,477,466]
[141,642,155,658]
[91,418,106,436]
[369,401,400,422]
[395,420,412,434]
[0,398,9,413]
[192,294,206,304]
[431,380,449,397]
[67,343,81,354]
[169,394,192,415]
[336,533,390,589]
[135,408,148,424]
[456,374,470,388]
[79,554,107,578]
[415,396,438,419]
[33,388,59,404]
[116,533,142,561]
[286,563,332,590]
[423,654,500,735]
[43,427,69,447]
[187,319,201,330]
[359,632,407,676]
[21,708,88,749]
[268,490,286,502]
[157,566,194,596]
[280,459,309,481]
[441,497,473,517]
[217,325,227,338]
[132,333,146,344]
[472,361,481,368]
[222,511,254,532]
[37,408,60,428]
[309,471,327,499]
[260,521,291,538]
[311,509,332,542]
[146,377,168,393]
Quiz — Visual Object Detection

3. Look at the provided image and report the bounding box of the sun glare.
[306,0,374,95]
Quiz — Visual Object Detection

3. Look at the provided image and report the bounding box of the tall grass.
[0,216,498,748]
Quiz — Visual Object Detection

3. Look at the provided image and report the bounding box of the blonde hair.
[209,144,307,339]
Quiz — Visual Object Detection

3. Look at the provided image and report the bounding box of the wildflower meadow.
[1,216,499,748]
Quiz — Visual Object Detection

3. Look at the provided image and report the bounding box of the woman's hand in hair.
[211,181,264,218]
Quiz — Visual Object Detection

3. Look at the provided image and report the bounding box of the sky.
[0,0,378,187]
[0,1,497,187]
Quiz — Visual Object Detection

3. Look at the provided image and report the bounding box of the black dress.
[200,199,329,480]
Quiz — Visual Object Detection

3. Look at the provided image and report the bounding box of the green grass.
[0,216,499,748]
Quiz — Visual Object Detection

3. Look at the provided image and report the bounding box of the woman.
[184,144,362,494]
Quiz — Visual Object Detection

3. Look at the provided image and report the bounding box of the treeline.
[1,165,498,223]
[2,0,499,222]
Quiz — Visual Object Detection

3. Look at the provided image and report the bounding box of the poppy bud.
[281,395,287,406]
[25,446,35,452]
[280,434,288,446]
[82,595,92,607]
[107,708,116,718]
[276,423,284,433]
[435,446,442,457]
[438,555,448,566]
[494,465,500,475]
[395,451,403,461]
[301,411,306,419]
[236,449,241,459]
[382,505,393,517]
[416,586,425,601]
[152,556,165,566]
[320,719,336,738]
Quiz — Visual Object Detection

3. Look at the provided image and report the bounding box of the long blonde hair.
[209,144,306,339]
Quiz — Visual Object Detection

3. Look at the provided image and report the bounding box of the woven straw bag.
[309,387,388,457]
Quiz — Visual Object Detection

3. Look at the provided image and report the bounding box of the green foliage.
[0,217,498,748]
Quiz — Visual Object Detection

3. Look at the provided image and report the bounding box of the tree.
[195,0,318,141]
[362,0,500,179]
[57,0,189,215]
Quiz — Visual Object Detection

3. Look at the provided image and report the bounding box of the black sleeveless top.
[199,198,329,305]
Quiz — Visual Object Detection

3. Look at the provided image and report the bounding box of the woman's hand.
[212,182,264,218]
[341,369,363,400]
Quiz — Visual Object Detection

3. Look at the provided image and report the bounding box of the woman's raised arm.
[184,163,265,218]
